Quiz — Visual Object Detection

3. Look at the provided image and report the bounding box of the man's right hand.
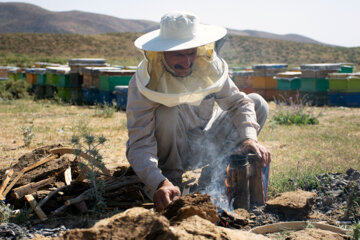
[153,179,180,212]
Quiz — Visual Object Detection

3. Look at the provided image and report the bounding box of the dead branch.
[12,176,56,199]
[37,185,68,208]
[25,194,48,221]
[2,154,59,198]
[0,169,14,199]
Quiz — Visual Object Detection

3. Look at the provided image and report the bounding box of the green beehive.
[57,87,71,102]
[348,74,360,91]
[35,68,47,86]
[339,65,353,73]
[328,73,350,91]
[56,67,71,88]
[99,69,135,91]
[275,71,301,91]
[300,78,329,92]
[276,78,301,90]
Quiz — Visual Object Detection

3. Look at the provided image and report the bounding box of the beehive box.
[68,58,107,74]
[99,69,135,91]
[25,68,37,85]
[300,63,341,78]
[114,86,128,110]
[0,66,9,80]
[35,68,47,86]
[328,73,351,91]
[231,70,254,89]
[348,73,360,92]
[57,87,71,102]
[301,91,328,106]
[275,71,301,91]
[82,88,100,105]
[300,78,329,92]
[252,76,277,89]
[252,64,288,77]
[56,67,71,88]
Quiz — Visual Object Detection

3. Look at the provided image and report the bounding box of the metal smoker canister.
[228,154,250,210]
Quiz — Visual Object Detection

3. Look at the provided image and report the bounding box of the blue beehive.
[82,88,100,105]
[114,86,128,110]
[98,90,116,106]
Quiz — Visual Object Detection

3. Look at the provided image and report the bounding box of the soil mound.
[53,207,270,240]
[163,192,218,223]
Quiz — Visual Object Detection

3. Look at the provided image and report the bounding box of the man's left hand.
[237,139,271,167]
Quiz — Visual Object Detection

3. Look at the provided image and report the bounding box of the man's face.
[163,48,197,77]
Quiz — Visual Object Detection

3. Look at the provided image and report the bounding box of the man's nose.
[179,55,191,68]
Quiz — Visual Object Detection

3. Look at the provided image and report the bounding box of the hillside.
[0,32,359,67]
[228,29,323,45]
[0,2,158,34]
[0,2,327,45]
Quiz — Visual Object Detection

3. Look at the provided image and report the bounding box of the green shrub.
[0,79,31,100]
[273,94,319,125]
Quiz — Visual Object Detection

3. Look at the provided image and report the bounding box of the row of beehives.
[0,59,136,109]
[230,63,360,107]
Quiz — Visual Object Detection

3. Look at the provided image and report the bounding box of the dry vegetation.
[1,32,359,69]
[1,99,359,197]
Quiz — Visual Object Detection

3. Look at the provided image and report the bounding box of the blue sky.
[2,0,359,47]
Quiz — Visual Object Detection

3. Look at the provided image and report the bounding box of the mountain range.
[0,2,323,45]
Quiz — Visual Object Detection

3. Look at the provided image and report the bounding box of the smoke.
[189,110,241,212]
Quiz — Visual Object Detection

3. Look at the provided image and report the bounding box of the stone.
[265,190,316,216]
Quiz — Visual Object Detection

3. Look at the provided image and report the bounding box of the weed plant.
[71,134,107,210]
[20,124,34,147]
[0,203,12,224]
[273,94,319,125]
[93,103,116,118]
[353,223,360,240]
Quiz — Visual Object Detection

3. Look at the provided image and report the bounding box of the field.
[1,98,359,197]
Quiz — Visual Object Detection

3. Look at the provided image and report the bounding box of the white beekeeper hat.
[134,11,227,52]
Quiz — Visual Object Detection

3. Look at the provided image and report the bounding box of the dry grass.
[261,102,360,195]
[0,99,128,171]
[1,99,359,196]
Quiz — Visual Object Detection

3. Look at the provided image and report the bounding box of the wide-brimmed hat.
[134,11,227,52]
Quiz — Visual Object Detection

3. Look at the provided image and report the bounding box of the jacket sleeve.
[215,76,260,142]
[126,75,166,192]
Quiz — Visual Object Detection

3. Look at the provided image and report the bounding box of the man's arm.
[126,75,180,210]
[215,77,271,166]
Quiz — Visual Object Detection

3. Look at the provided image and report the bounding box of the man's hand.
[153,179,180,212]
[238,139,271,167]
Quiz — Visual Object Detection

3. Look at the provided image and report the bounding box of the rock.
[163,192,218,224]
[266,190,316,216]
[285,228,351,240]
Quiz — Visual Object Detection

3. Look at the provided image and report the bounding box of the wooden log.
[64,167,72,185]
[65,177,141,206]
[12,177,56,199]
[50,148,111,176]
[0,169,14,200]
[51,205,67,216]
[37,185,67,208]
[25,194,48,221]
[2,154,59,198]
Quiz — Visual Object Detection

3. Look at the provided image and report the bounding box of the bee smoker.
[226,154,250,210]
[225,153,266,210]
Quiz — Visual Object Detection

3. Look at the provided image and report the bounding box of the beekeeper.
[126,11,271,211]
